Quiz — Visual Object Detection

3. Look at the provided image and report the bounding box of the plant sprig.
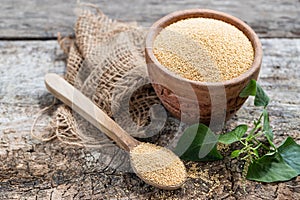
[174,80,300,183]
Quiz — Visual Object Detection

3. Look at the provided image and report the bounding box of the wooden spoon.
[44,73,186,190]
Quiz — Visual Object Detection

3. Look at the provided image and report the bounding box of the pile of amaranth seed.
[154,18,254,82]
[130,143,186,187]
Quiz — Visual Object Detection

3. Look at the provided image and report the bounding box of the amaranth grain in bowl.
[153,18,254,82]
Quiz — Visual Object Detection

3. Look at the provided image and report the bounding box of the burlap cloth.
[48,7,179,148]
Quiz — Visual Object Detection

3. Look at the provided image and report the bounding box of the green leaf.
[254,83,270,107]
[278,137,300,174]
[239,80,269,107]
[174,124,223,161]
[240,79,257,97]
[263,109,274,142]
[194,144,223,162]
[218,125,248,145]
[231,150,241,158]
[253,149,259,158]
[247,152,298,182]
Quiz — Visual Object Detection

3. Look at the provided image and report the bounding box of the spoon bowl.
[130,142,186,190]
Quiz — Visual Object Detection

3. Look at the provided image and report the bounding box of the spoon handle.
[44,73,140,151]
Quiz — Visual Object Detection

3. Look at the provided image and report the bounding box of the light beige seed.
[130,143,186,186]
[153,17,254,82]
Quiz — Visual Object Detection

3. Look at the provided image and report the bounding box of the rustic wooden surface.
[1,0,300,39]
[0,0,300,199]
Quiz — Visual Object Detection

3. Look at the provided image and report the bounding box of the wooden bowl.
[145,9,263,127]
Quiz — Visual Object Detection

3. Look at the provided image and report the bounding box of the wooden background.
[0,0,299,199]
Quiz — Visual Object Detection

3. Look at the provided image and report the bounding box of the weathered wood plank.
[0,39,299,199]
[0,41,65,155]
[1,0,299,39]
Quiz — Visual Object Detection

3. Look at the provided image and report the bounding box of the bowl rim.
[145,9,263,87]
